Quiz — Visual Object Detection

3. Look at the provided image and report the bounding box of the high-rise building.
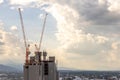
[24,51,59,80]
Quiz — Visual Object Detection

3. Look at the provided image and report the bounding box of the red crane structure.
[18,8,47,65]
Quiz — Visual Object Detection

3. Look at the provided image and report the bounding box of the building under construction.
[24,51,59,80]
[18,8,59,80]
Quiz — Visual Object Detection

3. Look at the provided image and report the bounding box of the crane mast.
[18,8,30,65]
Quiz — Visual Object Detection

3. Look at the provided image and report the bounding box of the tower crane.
[18,8,30,65]
[18,7,47,65]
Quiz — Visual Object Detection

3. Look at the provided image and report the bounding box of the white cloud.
[0,22,25,66]
[44,3,109,52]
[45,4,92,49]
[10,25,18,31]
[98,0,107,5]
[107,0,120,13]
[96,36,109,44]
[111,42,118,50]
[0,0,3,4]
[9,0,37,5]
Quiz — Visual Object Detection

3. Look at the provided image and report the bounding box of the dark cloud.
[67,0,120,25]
[84,25,120,36]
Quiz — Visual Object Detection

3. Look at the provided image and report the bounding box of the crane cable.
[38,13,48,51]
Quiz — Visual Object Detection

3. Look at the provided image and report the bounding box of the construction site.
[18,8,59,80]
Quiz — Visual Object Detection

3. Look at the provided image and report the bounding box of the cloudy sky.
[0,0,120,70]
